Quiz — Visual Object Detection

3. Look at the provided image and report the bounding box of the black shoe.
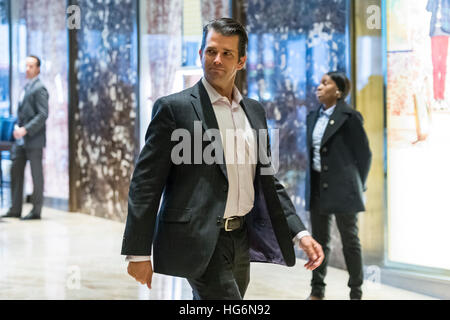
[309,289,325,300]
[2,211,21,218]
[350,288,362,300]
[306,295,324,300]
[21,212,41,220]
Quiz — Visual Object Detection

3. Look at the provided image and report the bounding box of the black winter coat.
[305,100,372,214]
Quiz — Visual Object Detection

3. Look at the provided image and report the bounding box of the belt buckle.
[224,217,236,231]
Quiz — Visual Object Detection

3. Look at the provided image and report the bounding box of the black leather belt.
[217,216,244,231]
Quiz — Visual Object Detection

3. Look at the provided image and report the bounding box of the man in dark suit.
[122,18,324,300]
[2,55,48,220]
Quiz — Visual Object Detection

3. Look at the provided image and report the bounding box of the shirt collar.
[26,76,39,88]
[320,104,336,117]
[201,77,243,107]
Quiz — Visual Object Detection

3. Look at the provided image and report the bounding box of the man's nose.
[213,53,222,64]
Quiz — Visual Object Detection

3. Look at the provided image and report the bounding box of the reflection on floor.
[0,205,436,300]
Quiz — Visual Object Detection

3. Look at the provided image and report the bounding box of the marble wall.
[201,0,230,22]
[138,0,182,150]
[10,0,69,202]
[142,0,182,104]
[245,0,351,268]
[0,0,9,116]
[70,0,138,221]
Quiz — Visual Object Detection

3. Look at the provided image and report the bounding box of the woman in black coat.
[305,72,372,300]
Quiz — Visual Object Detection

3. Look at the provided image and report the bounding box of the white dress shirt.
[126,78,310,262]
[18,76,39,106]
[201,77,256,218]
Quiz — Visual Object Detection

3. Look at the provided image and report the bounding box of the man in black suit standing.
[122,18,324,299]
[2,55,48,220]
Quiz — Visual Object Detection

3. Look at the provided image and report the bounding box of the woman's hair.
[327,71,351,100]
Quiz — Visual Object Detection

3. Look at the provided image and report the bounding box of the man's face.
[199,29,246,89]
[25,57,40,79]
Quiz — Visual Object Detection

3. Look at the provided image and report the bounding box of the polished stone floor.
[0,205,435,300]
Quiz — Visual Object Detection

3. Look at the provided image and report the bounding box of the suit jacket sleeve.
[24,86,49,136]
[273,175,307,237]
[121,97,176,256]
[348,111,372,191]
[260,106,307,237]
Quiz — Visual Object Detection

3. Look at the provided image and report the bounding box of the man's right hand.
[127,261,153,289]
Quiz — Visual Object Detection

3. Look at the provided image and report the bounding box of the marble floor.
[0,205,436,300]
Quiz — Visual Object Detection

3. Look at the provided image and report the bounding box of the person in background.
[2,55,49,220]
[305,71,372,300]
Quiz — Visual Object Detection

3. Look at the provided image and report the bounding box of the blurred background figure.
[2,55,48,220]
[305,72,372,300]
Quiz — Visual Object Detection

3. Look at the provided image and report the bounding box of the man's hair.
[28,55,41,68]
[200,18,248,59]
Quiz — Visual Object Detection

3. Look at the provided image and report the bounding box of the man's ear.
[199,49,203,59]
[237,55,247,70]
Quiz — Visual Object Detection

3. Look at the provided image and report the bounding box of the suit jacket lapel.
[19,78,39,110]
[190,81,228,180]
[240,99,264,169]
[240,99,260,131]
[320,100,350,147]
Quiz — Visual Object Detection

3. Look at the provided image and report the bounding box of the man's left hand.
[13,127,27,139]
[298,236,324,271]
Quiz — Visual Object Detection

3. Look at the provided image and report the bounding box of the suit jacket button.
[322,147,328,153]
[323,165,329,171]
[323,183,328,189]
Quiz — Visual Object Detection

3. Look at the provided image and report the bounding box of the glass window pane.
[387,0,450,271]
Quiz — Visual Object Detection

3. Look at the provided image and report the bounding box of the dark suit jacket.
[18,77,49,148]
[121,81,306,278]
[305,100,372,214]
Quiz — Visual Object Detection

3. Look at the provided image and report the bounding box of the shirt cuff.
[125,255,151,262]
[292,230,311,244]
